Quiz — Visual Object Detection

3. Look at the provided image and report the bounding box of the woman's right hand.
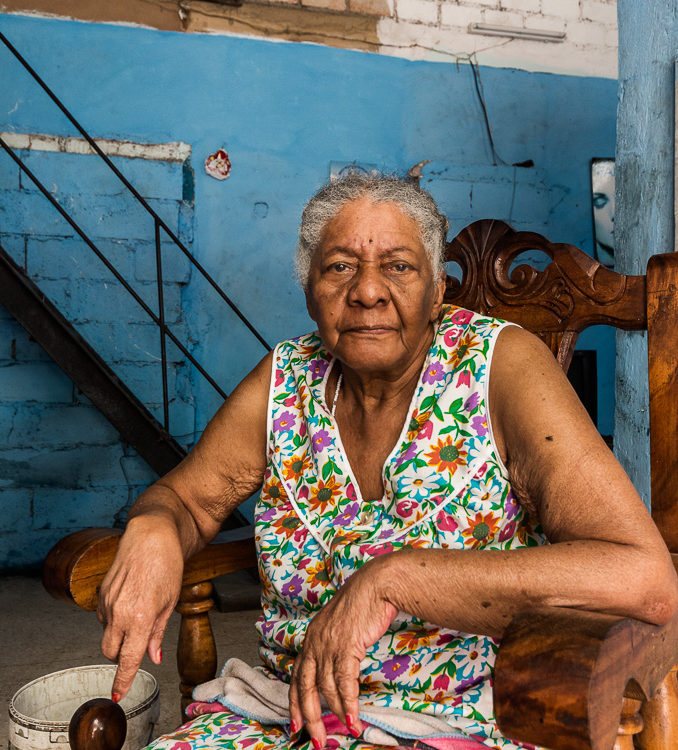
[97,515,185,701]
[95,351,272,700]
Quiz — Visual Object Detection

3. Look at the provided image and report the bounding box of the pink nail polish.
[111,693,121,703]
[158,648,162,663]
[350,727,361,738]
[290,720,299,734]
[312,738,323,750]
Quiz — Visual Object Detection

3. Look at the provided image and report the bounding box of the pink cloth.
[322,714,485,749]
[185,702,486,748]
[409,740,485,749]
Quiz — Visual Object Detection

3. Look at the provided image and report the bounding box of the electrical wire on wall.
[468,57,533,170]
[469,58,506,167]
[466,57,533,223]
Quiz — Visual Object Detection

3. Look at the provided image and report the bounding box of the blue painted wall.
[615,0,677,507]
[0,13,617,569]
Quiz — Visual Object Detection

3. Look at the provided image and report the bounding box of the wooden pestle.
[69,698,127,750]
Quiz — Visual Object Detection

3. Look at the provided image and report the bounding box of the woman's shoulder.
[491,324,558,374]
[275,330,329,368]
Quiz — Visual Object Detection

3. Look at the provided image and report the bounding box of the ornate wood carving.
[445,220,647,369]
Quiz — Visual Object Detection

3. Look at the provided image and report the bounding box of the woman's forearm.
[125,480,209,560]
[373,541,678,638]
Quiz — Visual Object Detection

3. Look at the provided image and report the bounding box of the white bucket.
[9,665,159,750]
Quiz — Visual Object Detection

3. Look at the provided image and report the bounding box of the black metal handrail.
[0,139,230,404]
[0,31,271,435]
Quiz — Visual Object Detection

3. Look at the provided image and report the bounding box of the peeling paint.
[0,131,192,162]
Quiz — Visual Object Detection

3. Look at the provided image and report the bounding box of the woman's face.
[305,198,445,376]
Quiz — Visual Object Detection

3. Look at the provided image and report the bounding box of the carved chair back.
[444,219,678,552]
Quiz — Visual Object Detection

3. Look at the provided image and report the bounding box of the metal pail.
[9,665,159,750]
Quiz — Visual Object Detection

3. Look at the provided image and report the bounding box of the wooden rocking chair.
[44,220,678,750]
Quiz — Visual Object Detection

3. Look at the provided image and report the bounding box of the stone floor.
[0,575,261,748]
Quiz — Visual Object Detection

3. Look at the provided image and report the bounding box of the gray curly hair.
[296,173,449,289]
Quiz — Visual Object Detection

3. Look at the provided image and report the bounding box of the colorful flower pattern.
[146,305,546,750]
[147,707,497,750]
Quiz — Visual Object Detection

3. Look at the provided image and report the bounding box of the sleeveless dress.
[146,305,546,750]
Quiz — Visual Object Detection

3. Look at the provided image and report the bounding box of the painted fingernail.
[158,648,162,663]
[290,720,299,734]
[346,714,360,736]
[111,693,121,703]
[312,738,322,750]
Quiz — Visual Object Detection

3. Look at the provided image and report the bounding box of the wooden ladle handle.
[69,698,127,750]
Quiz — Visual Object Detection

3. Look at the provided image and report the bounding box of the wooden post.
[612,696,643,750]
[646,253,678,552]
[637,666,678,749]
[175,581,218,720]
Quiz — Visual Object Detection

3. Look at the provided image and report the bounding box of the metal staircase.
[0,243,185,476]
[0,32,271,527]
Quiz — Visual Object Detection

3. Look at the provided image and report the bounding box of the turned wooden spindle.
[637,665,678,749]
[176,580,218,718]
[68,698,127,750]
[612,696,643,750]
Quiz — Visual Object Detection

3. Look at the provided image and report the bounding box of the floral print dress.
[147,305,546,750]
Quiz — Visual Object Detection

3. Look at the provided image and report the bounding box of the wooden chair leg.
[612,696,643,750]
[175,581,218,720]
[636,665,678,749]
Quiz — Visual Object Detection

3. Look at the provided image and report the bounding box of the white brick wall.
[566,19,607,46]
[378,0,618,77]
[500,0,540,13]
[440,4,483,29]
[541,0,580,20]
[180,0,619,78]
[460,0,499,8]
[525,14,567,33]
[178,0,619,78]
[483,8,525,27]
[20,0,618,78]
[582,0,617,25]
[397,0,439,25]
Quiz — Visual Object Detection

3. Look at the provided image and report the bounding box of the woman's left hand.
[289,559,397,748]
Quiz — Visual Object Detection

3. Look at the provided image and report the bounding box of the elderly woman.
[99,174,677,750]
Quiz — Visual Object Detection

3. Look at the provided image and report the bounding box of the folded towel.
[193,658,471,746]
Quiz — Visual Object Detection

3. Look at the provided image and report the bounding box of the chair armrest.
[43,526,257,612]
[494,605,678,750]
